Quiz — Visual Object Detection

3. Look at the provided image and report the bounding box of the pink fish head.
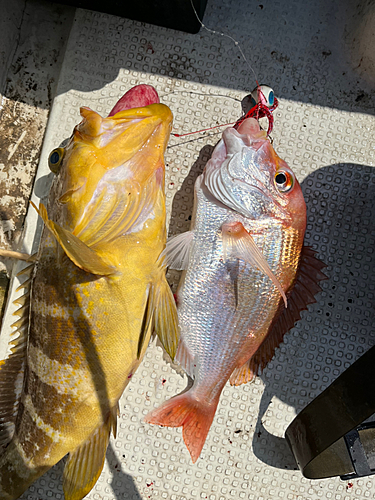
[203,117,306,234]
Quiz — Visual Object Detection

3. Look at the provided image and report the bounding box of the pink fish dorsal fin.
[160,231,194,270]
[230,245,327,386]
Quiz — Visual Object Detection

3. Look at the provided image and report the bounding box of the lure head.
[249,84,275,108]
[203,117,306,234]
[47,85,173,232]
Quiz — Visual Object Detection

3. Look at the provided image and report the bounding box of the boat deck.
[0,0,374,498]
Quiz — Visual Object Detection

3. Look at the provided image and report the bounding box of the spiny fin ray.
[0,262,34,446]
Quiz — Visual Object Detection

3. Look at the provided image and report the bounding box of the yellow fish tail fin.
[63,408,115,500]
[31,202,116,276]
[152,274,179,361]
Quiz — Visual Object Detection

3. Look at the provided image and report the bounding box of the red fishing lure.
[173,83,278,138]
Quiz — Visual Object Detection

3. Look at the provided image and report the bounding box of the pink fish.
[146,117,325,462]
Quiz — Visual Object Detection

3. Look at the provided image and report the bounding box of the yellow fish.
[0,84,178,499]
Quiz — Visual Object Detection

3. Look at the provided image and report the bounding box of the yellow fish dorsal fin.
[31,202,116,276]
[63,412,113,500]
[0,262,34,447]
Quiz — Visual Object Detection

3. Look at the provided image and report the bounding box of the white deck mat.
[1,0,374,498]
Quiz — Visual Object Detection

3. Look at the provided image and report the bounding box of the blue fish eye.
[268,90,274,107]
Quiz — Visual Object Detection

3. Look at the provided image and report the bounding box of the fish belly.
[177,192,285,399]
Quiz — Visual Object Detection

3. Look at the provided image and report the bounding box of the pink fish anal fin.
[229,245,327,386]
[221,221,287,308]
[145,391,219,463]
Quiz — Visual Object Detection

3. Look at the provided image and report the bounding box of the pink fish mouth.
[108,84,160,116]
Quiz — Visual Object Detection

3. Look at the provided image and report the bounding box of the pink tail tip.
[145,393,218,463]
[108,84,159,116]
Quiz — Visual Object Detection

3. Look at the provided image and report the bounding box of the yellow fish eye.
[274,170,294,193]
[48,148,65,174]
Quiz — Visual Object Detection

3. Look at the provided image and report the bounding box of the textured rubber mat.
[1,0,375,498]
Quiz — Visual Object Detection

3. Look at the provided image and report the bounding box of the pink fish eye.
[274,170,294,193]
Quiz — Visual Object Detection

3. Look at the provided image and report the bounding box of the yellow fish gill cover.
[0,84,178,500]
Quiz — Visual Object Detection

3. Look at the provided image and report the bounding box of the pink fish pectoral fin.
[221,221,287,308]
[145,392,218,463]
[152,275,179,360]
[31,202,116,276]
[159,231,194,270]
[231,245,327,385]
[63,409,116,500]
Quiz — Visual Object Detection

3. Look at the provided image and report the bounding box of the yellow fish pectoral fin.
[63,412,114,500]
[31,202,116,276]
[152,275,179,361]
[137,286,154,360]
[221,221,287,308]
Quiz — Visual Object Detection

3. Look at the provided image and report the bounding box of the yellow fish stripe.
[27,345,95,399]
[24,395,62,443]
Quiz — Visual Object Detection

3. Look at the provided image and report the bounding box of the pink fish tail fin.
[145,392,218,463]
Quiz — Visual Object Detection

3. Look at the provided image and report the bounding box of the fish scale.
[0,86,179,500]
[145,117,324,463]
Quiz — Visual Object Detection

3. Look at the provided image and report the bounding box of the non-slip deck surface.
[1,0,374,498]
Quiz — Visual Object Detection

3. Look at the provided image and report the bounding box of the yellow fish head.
[48,85,173,234]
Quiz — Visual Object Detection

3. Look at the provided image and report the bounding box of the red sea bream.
[146,117,325,463]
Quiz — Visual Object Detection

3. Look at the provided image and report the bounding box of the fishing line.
[167,129,224,149]
[169,0,269,139]
[189,0,258,86]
